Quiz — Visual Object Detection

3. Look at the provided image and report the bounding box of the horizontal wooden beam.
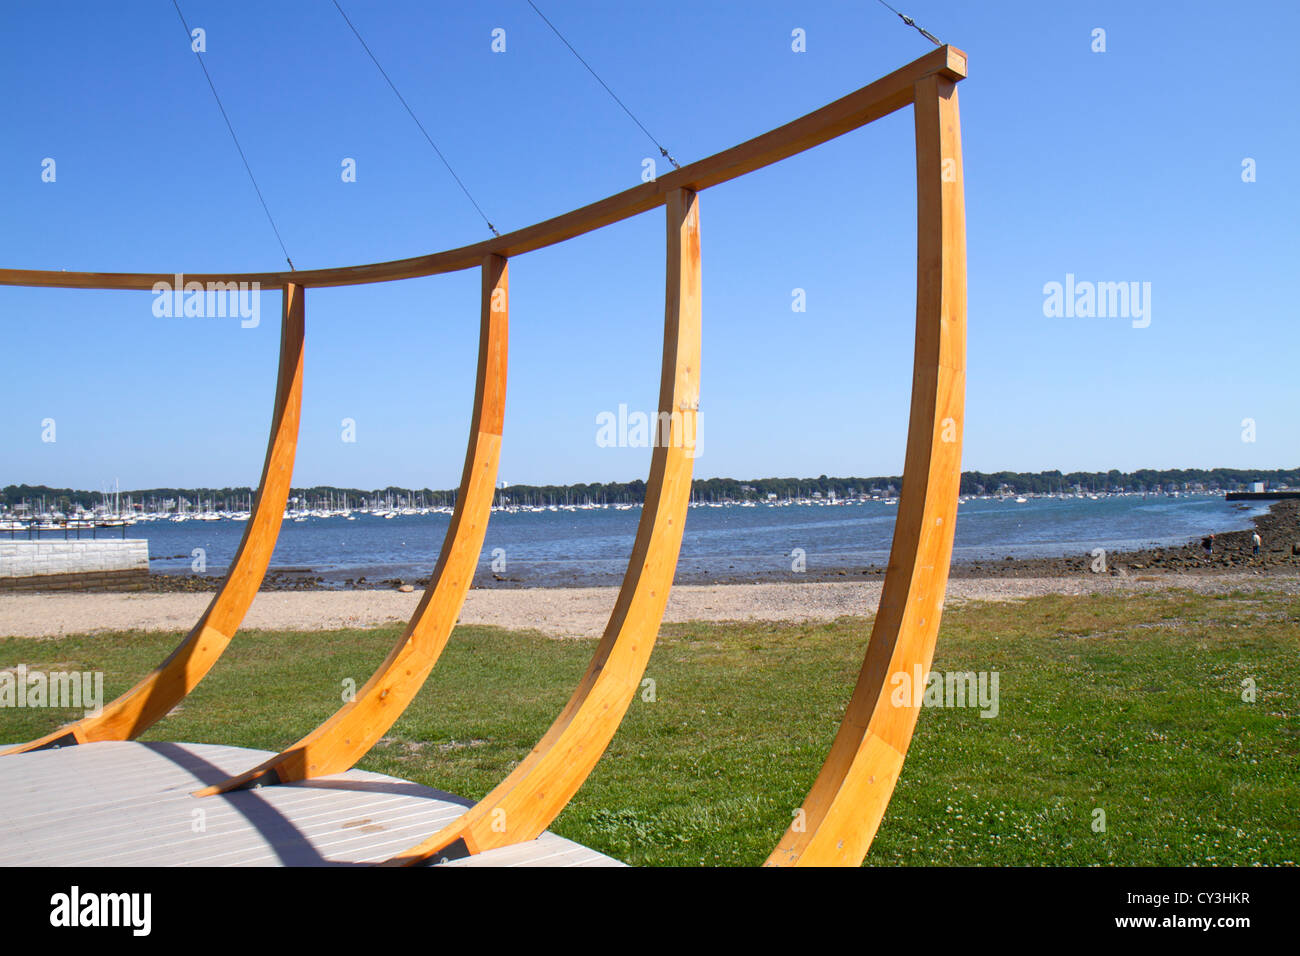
[0,45,964,292]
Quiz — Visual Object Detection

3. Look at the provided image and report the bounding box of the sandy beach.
[2,571,1296,640]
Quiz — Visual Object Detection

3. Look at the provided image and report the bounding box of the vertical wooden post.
[197,258,509,793]
[3,282,306,752]
[389,189,702,864]
[765,75,966,866]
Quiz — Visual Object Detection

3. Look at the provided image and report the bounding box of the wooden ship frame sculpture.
[0,45,967,866]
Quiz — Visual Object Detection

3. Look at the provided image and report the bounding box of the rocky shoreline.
[947,498,1299,580]
[144,499,1300,593]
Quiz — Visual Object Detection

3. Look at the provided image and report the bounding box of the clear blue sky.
[3,1,1297,492]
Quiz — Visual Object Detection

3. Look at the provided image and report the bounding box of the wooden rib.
[193,256,508,795]
[387,188,701,865]
[0,284,306,754]
[0,46,964,292]
[765,75,966,866]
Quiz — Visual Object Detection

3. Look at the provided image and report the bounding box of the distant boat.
[1014,496,1027,503]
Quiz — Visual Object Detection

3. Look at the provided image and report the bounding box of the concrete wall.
[0,540,150,591]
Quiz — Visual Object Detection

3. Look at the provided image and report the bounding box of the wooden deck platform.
[0,741,623,867]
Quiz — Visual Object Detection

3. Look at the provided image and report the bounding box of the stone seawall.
[0,540,150,591]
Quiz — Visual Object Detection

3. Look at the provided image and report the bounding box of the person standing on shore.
[1252,531,1261,556]
[1202,533,1214,561]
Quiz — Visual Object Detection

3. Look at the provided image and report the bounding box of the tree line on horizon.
[3,467,1298,511]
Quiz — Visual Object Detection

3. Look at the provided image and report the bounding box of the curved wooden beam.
[764,74,966,866]
[0,284,306,753]
[387,188,701,865]
[194,256,508,795]
[0,47,964,292]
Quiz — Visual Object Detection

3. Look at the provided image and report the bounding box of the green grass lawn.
[3,589,1297,866]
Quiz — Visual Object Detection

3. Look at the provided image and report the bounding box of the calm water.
[55,493,1268,587]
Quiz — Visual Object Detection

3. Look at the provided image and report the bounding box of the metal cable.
[524,0,680,169]
[873,0,943,46]
[170,0,295,269]
[331,0,500,236]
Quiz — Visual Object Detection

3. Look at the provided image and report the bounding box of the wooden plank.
[0,46,964,291]
[387,188,702,864]
[196,256,509,794]
[0,285,306,753]
[0,742,620,866]
[765,74,967,866]
[435,836,623,868]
